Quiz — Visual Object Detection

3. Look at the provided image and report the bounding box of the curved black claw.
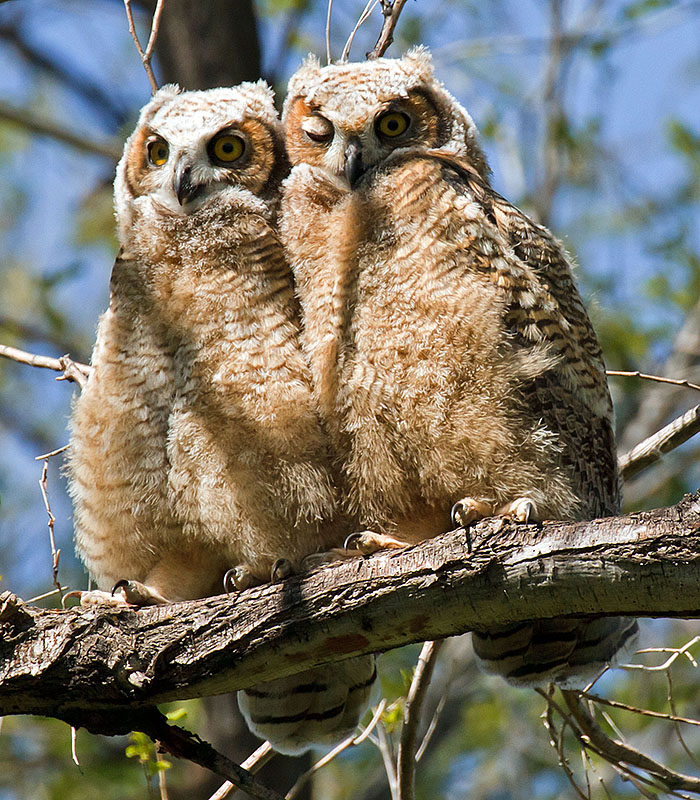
[110,579,168,606]
[224,566,257,594]
[271,558,294,582]
[344,532,364,551]
[450,502,473,554]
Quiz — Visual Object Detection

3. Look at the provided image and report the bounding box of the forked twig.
[397,640,443,800]
[367,0,409,59]
[560,689,700,793]
[341,0,381,62]
[0,343,90,388]
[123,0,166,93]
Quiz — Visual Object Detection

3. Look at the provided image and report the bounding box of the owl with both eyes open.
[281,49,638,687]
[67,83,376,754]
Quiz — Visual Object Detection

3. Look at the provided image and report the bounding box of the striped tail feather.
[238,654,378,754]
[472,617,639,688]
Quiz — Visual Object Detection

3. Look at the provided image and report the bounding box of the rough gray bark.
[2,491,700,730]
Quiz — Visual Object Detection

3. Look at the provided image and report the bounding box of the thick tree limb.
[3,492,700,729]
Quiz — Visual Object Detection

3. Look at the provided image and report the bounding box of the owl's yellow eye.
[211,133,245,164]
[376,112,410,138]
[147,139,169,166]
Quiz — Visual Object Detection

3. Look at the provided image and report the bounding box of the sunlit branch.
[367,0,409,60]
[0,343,90,388]
[123,0,166,94]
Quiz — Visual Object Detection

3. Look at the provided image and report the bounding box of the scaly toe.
[450,497,495,528]
[111,580,169,606]
[224,565,259,593]
[62,588,133,610]
[271,558,294,582]
[497,498,538,524]
[344,530,410,555]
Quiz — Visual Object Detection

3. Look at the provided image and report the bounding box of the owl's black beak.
[173,161,200,206]
[344,138,366,188]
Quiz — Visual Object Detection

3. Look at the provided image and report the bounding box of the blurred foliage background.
[0,0,699,798]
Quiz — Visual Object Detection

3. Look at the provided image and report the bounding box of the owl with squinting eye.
[281,49,638,688]
[67,83,376,754]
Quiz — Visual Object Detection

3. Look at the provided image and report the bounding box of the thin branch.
[375,723,399,800]
[366,0,409,60]
[140,712,284,800]
[618,404,700,480]
[579,692,700,728]
[607,370,700,394]
[37,455,62,602]
[123,0,166,93]
[0,100,122,160]
[397,641,443,800]
[325,0,334,64]
[561,689,700,794]
[0,343,90,389]
[285,701,386,800]
[341,0,380,63]
[209,742,275,800]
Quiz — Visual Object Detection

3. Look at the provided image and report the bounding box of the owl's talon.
[497,498,538,524]
[343,530,410,555]
[62,588,134,610]
[271,558,294,582]
[450,497,495,528]
[111,579,169,606]
[224,565,259,593]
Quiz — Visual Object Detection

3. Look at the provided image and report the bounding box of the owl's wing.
[425,152,619,517]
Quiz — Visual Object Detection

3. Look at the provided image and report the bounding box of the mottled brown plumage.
[68,83,375,753]
[281,50,637,686]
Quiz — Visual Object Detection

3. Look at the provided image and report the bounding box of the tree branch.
[0,344,90,388]
[0,100,122,160]
[3,492,700,728]
[366,0,409,59]
[619,404,700,481]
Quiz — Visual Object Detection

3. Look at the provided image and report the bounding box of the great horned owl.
[67,83,375,753]
[280,49,638,687]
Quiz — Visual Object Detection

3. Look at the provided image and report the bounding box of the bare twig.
[375,723,399,800]
[37,455,62,602]
[397,641,443,800]
[623,636,700,673]
[0,343,90,388]
[142,713,284,800]
[618,405,700,480]
[579,692,700,728]
[0,100,122,160]
[561,689,700,794]
[415,691,446,762]
[607,369,700,394]
[26,586,69,604]
[71,726,80,768]
[325,0,334,64]
[341,0,380,62]
[666,671,700,770]
[285,700,386,800]
[123,0,166,93]
[209,742,275,800]
[367,0,409,60]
